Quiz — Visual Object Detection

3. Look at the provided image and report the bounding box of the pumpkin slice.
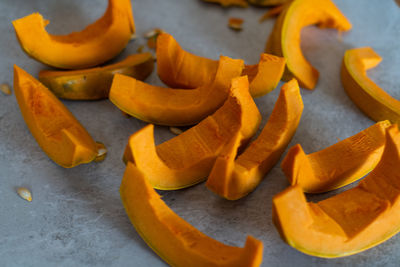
[13,65,98,168]
[120,162,263,267]
[109,56,244,126]
[207,79,303,200]
[38,53,153,100]
[342,47,400,125]
[157,33,285,97]
[123,76,261,190]
[281,120,391,193]
[265,0,352,89]
[273,125,400,258]
[12,0,135,69]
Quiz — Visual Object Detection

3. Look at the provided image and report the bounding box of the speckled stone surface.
[1,0,400,266]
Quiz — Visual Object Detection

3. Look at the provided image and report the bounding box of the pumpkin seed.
[94,142,107,162]
[169,126,183,135]
[17,187,32,202]
[0,83,12,95]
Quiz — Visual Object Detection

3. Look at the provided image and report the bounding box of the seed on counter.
[17,187,32,202]
[228,17,244,31]
[1,83,12,95]
[94,142,107,162]
[169,126,183,135]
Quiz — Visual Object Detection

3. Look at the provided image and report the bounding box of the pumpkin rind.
[281,120,391,193]
[342,47,400,125]
[123,76,261,190]
[120,162,263,267]
[265,0,351,89]
[12,0,135,69]
[207,79,303,200]
[156,33,285,97]
[38,53,153,100]
[273,125,400,258]
[109,56,244,126]
[13,65,98,168]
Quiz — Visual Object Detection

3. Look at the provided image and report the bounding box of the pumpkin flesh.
[281,120,390,193]
[265,0,352,89]
[207,79,303,200]
[342,47,400,125]
[38,53,153,100]
[123,76,261,190]
[156,33,285,97]
[109,56,244,126]
[273,125,400,258]
[12,0,135,69]
[120,163,263,267]
[13,65,98,167]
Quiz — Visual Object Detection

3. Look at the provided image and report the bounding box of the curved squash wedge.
[281,120,391,193]
[157,33,285,97]
[123,76,261,190]
[207,79,303,200]
[342,47,400,125]
[120,162,263,267]
[12,0,135,69]
[13,65,98,168]
[38,53,153,100]
[265,0,351,89]
[109,56,244,126]
[273,125,400,258]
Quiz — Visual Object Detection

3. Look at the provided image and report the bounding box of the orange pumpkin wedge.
[281,120,391,193]
[38,53,154,100]
[120,162,263,267]
[157,33,285,97]
[342,47,400,125]
[12,0,135,69]
[13,65,98,168]
[109,56,244,126]
[281,121,390,193]
[207,79,303,200]
[265,0,351,89]
[273,125,400,258]
[123,76,261,190]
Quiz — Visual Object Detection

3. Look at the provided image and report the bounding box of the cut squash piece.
[265,0,351,89]
[38,53,153,100]
[157,33,285,97]
[109,56,244,126]
[12,0,135,69]
[207,79,303,200]
[281,120,391,193]
[13,65,98,168]
[120,162,263,267]
[342,47,400,125]
[273,125,400,258]
[123,76,261,190]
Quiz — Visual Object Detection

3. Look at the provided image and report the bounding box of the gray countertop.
[1,0,400,266]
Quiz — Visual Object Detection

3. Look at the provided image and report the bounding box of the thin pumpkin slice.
[38,53,154,100]
[273,125,400,258]
[207,79,303,200]
[109,56,244,126]
[12,0,135,69]
[13,65,98,168]
[281,120,391,193]
[123,76,261,190]
[342,47,400,125]
[265,0,352,89]
[157,33,285,97]
[120,162,263,267]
